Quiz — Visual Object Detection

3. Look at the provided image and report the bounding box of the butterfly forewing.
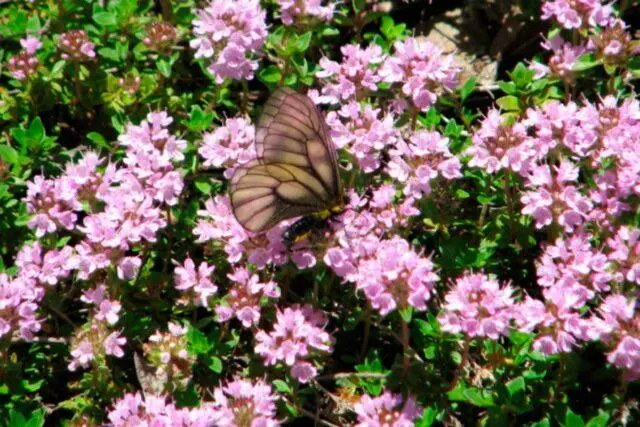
[230,88,342,233]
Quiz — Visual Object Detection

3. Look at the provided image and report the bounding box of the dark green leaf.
[93,11,118,27]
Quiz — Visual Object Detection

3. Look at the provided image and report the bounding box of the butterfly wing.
[230,88,342,233]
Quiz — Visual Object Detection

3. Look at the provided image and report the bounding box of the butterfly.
[230,87,344,245]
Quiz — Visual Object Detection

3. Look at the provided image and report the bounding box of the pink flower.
[541,0,614,29]
[606,226,640,284]
[380,37,460,112]
[325,102,399,172]
[210,378,279,427]
[107,392,215,426]
[0,274,42,340]
[466,109,533,174]
[521,161,592,233]
[174,258,218,307]
[190,0,267,83]
[278,0,334,25]
[439,272,515,339]
[354,391,422,427]
[537,234,611,299]
[255,305,333,382]
[104,331,127,357]
[389,130,461,198]
[215,267,279,328]
[515,285,592,355]
[198,117,255,179]
[20,36,42,54]
[58,30,96,61]
[313,44,384,104]
[68,340,95,371]
[8,51,38,81]
[117,256,142,280]
[530,36,590,85]
[96,299,122,325]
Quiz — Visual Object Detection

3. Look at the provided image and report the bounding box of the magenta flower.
[380,37,460,112]
[104,331,127,358]
[325,101,399,172]
[590,295,640,380]
[521,160,592,233]
[20,36,42,54]
[95,299,122,325]
[198,117,256,179]
[606,226,640,284]
[537,234,611,299]
[439,272,515,339]
[278,0,334,25]
[190,0,267,83]
[68,340,95,371]
[0,274,41,340]
[530,36,590,86]
[174,258,218,307]
[58,30,96,61]
[354,391,422,427]
[389,130,462,198]
[215,267,280,328]
[107,392,215,426]
[313,43,384,104]
[466,109,533,174]
[255,305,333,383]
[210,378,279,427]
[515,285,592,355]
[541,0,614,29]
[8,51,38,81]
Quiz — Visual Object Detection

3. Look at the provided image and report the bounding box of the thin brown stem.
[359,303,372,360]
[446,337,470,391]
[504,172,517,242]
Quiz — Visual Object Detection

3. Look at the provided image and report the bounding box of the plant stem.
[504,171,516,242]
[402,318,410,377]
[359,303,372,360]
[447,337,470,391]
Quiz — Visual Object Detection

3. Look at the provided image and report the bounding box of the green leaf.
[187,106,215,132]
[462,388,494,408]
[207,356,223,373]
[572,54,599,72]
[294,32,312,53]
[417,407,437,427]
[194,177,212,194]
[565,408,585,427]
[460,77,477,101]
[455,189,470,199]
[585,411,610,427]
[27,15,42,33]
[506,377,525,405]
[27,117,45,143]
[496,95,521,112]
[157,59,172,78]
[510,63,535,87]
[258,65,282,84]
[86,132,111,151]
[0,144,19,165]
[498,81,518,95]
[628,56,640,78]
[399,307,412,323]
[93,11,118,27]
[273,379,292,394]
[186,325,213,355]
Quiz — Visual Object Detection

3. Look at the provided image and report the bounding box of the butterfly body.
[230,88,344,238]
[282,203,344,247]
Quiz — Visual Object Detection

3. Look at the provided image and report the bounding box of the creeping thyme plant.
[1,0,640,425]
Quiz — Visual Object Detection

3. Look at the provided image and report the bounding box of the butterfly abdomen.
[283,215,326,247]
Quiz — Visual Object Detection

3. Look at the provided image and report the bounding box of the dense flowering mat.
[1,0,639,425]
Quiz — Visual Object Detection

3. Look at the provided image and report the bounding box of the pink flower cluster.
[354,391,422,427]
[215,267,280,328]
[198,116,255,179]
[108,378,279,426]
[142,322,195,391]
[389,130,462,198]
[107,392,216,426]
[190,0,268,83]
[313,43,384,104]
[255,305,333,383]
[530,36,590,85]
[439,273,515,339]
[8,35,42,80]
[209,378,279,426]
[541,0,614,29]
[0,274,41,340]
[380,37,460,112]
[466,109,532,174]
[325,102,399,173]
[278,0,335,25]
[58,29,96,61]
[173,258,218,307]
